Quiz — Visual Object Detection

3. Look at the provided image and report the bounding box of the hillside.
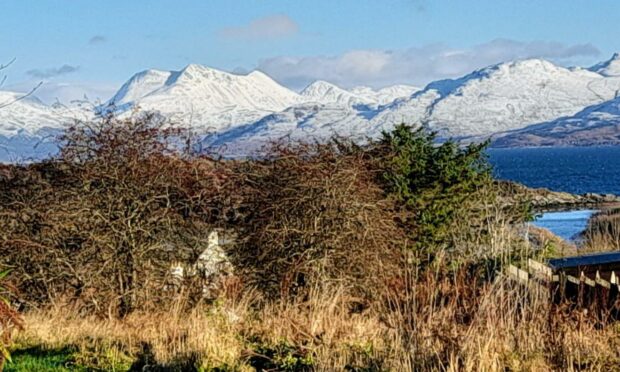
[492,96,620,147]
[371,58,620,137]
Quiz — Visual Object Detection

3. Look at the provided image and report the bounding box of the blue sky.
[2,0,620,102]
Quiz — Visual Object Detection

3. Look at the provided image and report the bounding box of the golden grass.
[13,275,620,371]
[15,300,249,370]
[582,207,620,252]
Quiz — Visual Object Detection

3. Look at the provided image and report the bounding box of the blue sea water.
[487,146,620,240]
[531,209,596,241]
[487,146,620,196]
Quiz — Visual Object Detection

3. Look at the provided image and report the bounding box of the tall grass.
[583,207,620,252]
[13,268,620,370]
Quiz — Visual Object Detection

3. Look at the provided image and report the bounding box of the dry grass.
[582,207,620,252]
[15,299,250,370]
[14,272,620,371]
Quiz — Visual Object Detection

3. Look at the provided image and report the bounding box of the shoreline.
[498,180,620,213]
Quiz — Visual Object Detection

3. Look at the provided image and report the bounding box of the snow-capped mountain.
[211,56,620,154]
[350,85,420,105]
[589,53,620,77]
[105,64,303,132]
[0,92,66,137]
[4,53,620,161]
[0,91,92,162]
[203,103,375,155]
[492,95,620,147]
[370,58,620,137]
[299,81,419,107]
[300,81,374,106]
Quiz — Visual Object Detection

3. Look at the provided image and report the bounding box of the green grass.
[5,346,88,371]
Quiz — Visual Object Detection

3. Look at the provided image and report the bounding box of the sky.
[2,0,620,103]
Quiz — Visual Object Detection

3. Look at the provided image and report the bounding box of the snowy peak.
[300,80,371,106]
[300,81,419,106]
[167,64,241,86]
[351,85,420,104]
[108,69,172,107]
[589,52,620,77]
[425,58,584,98]
[0,91,47,108]
[161,64,302,107]
[372,56,620,137]
[0,90,85,138]
[110,64,301,109]
[104,64,302,131]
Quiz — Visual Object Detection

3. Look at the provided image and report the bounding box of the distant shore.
[500,180,620,212]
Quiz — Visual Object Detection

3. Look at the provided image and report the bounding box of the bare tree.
[0,58,41,109]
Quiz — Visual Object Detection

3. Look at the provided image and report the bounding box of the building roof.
[548,251,620,270]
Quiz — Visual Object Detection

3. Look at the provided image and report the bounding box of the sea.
[488,146,620,241]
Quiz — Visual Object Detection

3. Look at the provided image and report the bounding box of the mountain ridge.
[3,54,620,160]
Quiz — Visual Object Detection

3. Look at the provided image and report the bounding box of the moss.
[5,346,87,372]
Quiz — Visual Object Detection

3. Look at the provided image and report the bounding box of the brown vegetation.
[1,114,618,370]
[0,270,22,369]
[0,113,234,317]
[582,207,620,252]
[227,143,405,300]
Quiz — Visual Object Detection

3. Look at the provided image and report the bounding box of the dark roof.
[548,251,620,270]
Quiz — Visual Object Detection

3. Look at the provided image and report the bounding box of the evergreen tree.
[379,124,493,266]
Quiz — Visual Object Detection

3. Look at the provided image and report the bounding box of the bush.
[0,116,529,318]
[375,124,514,270]
[227,142,406,299]
[0,113,233,316]
[582,207,620,251]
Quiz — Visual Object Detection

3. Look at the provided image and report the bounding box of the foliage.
[582,207,620,252]
[0,114,582,370]
[376,124,504,268]
[247,338,314,372]
[0,117,531,314]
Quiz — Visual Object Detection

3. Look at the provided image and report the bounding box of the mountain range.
[2,53,620,161]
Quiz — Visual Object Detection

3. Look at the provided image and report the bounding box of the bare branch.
[0,81,43,109]
[0,58,16,71]
[0,58,43,109]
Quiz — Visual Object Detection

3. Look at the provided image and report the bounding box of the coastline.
[499,180,620,212]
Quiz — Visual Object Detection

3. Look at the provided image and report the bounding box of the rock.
[167,230,234,300]
[196,230,233,277]
[498,181,620,211]
[196,230,234,300]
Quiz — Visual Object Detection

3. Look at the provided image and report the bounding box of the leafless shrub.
[0,113,234,317]
[226,141,407,300]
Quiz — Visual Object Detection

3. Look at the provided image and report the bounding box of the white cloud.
[219,14,299,41]
[257,39,601,89]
